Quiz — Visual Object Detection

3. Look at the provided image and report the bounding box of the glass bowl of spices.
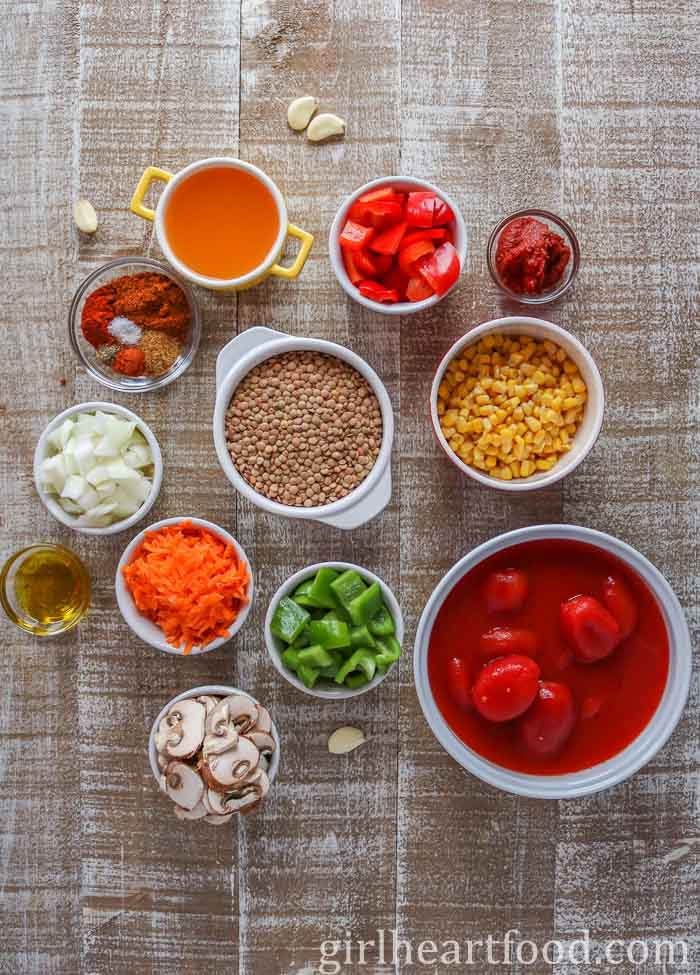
[68,257,201,392]
[487,208,580,304]
[1,543,90,636]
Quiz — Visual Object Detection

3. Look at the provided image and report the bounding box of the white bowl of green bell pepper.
[264,561,405,699]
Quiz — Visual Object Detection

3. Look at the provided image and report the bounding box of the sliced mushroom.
[245,730,275,754]
[200,736,259,793]
[205,696,231,736]
[204,813,234,825]
[174,800,209,821]
[156,751,168,771]
[253,705,272,734]
[223,695,258,734]
[207,789,256,816]
[164,761,205,811]
[239,768,270,799]
[259,753,270,774]
[203,725,239,758]
[158,773,168,794]
[157,699,206,759]
[197,695,219,716]
[240,800,261,817]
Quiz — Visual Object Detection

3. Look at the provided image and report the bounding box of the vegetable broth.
[164,167,280,279]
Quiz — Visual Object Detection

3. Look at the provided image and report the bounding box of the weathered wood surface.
[1,1,697,973]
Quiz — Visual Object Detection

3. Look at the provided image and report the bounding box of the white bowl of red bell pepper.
[329,176,467,315]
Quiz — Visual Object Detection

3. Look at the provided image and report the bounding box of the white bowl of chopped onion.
[34,402,163,535]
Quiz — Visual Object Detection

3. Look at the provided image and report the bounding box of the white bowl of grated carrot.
[115,517,254,655]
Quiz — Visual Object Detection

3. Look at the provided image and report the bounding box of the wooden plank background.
[1,1,697,973]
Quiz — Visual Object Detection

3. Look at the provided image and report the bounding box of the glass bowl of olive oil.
[0,544,90,636]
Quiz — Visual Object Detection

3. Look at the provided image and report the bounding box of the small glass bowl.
[487,208,580,304]
[1,544,91,636]
[68,257,201,393]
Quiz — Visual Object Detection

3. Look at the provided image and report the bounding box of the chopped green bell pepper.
[350,624,377,650]
[297,643,336,668]
[271,597,310,644]
[281,647,301,671]
[319,650,342,679]
[307,567,340,609]
[291,629,311,649]
[335,648,377,684]
[368,602,395,636]
[297,663,320,688]
[375,634,402,673]
[330,569,367,609]
[348,581,383,626]
[308,616,350,649]
[345,673,369,690]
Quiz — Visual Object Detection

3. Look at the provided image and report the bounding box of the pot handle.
[314,465,392,531]
[269,224,314,279]
[216,327,288,387]
[130,166,173,221]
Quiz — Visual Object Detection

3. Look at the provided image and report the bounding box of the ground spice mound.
[111,272,190,336]
[140,330,182,374]
[225,351,383,508]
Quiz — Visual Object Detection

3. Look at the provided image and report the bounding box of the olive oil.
[1,544,90,635]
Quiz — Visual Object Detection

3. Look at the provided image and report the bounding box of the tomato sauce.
[428,539,669,775]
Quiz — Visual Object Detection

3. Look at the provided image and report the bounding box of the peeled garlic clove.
[287,95,318,132]
[328,726,365,754]
[74,199,98,234]
[306,113,345,143]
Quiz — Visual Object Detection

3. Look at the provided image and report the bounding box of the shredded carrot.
[122,520,250,654]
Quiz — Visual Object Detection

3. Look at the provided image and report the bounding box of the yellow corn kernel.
[536,457,557,471]
[449,434,464,449]
[563,358,577,374]
[485,455,497,469]
[525,416,542,433]
[499,465,513,480]
[437,402,446,416]
[562,396,578,410]
[572,376,586,393]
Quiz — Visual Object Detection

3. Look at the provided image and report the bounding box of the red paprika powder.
[113,347,146,376]
[495,216,571,295]
[81,284,116,347]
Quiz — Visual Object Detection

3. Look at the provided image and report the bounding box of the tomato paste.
[428,539,669,775]
[495,216,571,295]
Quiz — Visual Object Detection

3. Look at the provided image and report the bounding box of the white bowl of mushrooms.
[149,685,279,825]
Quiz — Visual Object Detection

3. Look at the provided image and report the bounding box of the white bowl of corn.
[431,317,604,491]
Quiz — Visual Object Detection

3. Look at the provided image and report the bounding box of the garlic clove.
[74,199,98,234]
[328,726,365,754]
[287,95,319,132]
[306,113,346,143]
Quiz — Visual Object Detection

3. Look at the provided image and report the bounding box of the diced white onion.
[41,411,153,526]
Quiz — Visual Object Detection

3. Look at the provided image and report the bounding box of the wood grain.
[1,0,698,973]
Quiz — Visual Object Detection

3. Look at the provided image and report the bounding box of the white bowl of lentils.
[213,330,394,530]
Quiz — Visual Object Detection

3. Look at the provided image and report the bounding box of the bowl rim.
[213,335,394,520]
[413,524,692,799]
[68,256,201,393]
[152,157,290,290]
[33,401,164,536]
[115,516,254,655]
[264,561,405,699]
[486,207,581,305]
[430,316,605,492]
[328,175,468,316]
[148,684,280,788]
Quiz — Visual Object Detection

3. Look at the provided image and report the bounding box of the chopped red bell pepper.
[406,276,434,302]
[340,219,375,251]
[349,199,404,229]
[343,249,362,285]
[399,238,435,275]
[358,280,400,303]
[353,248,378,278]
[416,240,460,296]
[370,220,408,255]
[358,186,399,204]
[405,191,455,228]
[399,228,447,250]
[382,264,410,299]
[372,253,393,275]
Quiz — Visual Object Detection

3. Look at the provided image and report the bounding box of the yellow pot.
[130,157,313,292]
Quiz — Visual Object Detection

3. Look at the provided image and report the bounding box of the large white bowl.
[213,328,395,530]
[148,684,280,789]
[328,175,468,316]
[264,561,405,700]
[430,317,605,492]
[115,516,254,655]
[34,401,163,536]
[414,524,692,799]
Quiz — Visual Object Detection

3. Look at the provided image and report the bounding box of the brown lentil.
[225,351,383,507]
[140,330,182,375]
